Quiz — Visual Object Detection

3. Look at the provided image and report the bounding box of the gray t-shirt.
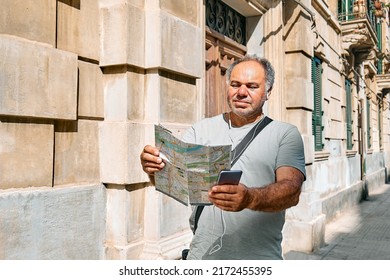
[182,114,306,260]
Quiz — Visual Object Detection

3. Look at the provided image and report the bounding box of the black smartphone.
[217,170,242,185]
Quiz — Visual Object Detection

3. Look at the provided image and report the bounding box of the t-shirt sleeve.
[276,126,306,179]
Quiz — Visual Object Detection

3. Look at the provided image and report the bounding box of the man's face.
[227,60,268,120]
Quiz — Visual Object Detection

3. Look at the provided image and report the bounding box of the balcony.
[338,1,381,59]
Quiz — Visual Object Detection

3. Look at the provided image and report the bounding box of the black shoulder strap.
[193,205,203,233]
[231,116,273,167]
[193,116,273,232]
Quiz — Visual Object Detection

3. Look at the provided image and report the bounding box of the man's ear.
[266,87,272,99]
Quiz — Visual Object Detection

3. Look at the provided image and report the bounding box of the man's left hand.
[208,183,251,211]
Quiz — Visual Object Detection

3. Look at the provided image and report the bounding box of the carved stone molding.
[376,74,390,93]
[341,23,376,54]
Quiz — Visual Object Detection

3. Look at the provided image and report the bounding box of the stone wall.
[0,0,104,259]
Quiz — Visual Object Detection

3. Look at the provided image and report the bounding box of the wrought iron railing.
[338,11,378,36]
[338,5,383,74]
[206,0,246,45]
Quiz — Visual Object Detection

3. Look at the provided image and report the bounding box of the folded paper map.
[154,124,231,205]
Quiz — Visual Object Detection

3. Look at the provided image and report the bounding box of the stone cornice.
[312,0,342,33]
[222,0,270,16]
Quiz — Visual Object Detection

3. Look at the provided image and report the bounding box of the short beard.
[227,98,264,121]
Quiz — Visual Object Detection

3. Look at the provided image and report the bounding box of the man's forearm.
[246,180,301,212]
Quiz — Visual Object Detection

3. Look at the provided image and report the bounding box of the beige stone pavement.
[285,184,390,260]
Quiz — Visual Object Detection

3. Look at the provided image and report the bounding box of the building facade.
[0,0,389,259]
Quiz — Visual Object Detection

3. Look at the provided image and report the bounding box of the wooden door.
[205,29,246,118]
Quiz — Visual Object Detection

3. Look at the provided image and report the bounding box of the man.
[140,54,306,259]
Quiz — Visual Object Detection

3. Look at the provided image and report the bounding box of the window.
[346,79,353,150]
[337,0,356,21]
[312,56,324,151]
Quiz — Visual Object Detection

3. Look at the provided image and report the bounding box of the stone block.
[328,139,342,157]
[329,96,342,123]
[104,67,145,121]
[346,155,361,185]
[145,10,203,78]
[312,160,330,194]
[326,119,343,139]
[0,0,56,46]
[105,240,145,260]
[160,0,199,26]
[302,163,314,191]
[284,53,313,111]
[100,0,144,9]
[366,168,386,194]
[57,0,100,61]
[104,68,197,124]
[323,114,331,139]
[366,151,386,173]
[322,181,363,222]
[0,184,106,259]
[285,52,311,80]
[321,66,332,102]
[286,109,312,135]
[285,20,313,56]
[54,120,101,186]
[327,156,346,189]
[78,61,104,119]
[100,3,145,67]
[144,71,161,123]
[0,120,53,189]
[141,186,192,259]
[99,122,152,184]
[285,77,313,110]
[0,35,78,120]
[159,193,193,237]
[105,185,145,246]
[159,71,197,124]
[140,231,193,260]
[286,110,314,165]
[327,64,342,87]
[286,191,323,222]
[282,214,325,253]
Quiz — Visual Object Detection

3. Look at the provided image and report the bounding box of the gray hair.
[226,54,275,93]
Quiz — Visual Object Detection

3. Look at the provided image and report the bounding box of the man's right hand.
[140,145,165,181]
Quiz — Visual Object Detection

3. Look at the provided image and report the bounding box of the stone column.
[266,0,325,254]
[263,0,284,120]
[100,0,202,259]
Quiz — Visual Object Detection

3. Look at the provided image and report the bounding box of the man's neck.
[229,111,264,127]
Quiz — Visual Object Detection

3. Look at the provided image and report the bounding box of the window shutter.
[376,21,383,74]
[346,79,353,150]
[312,57,324,151]
[366,98,371,149]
